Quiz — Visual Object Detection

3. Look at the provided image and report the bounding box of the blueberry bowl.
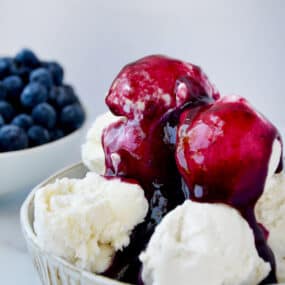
[0,121,87,196]
[0,48,87,195]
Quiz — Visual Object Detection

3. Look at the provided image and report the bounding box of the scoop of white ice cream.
[265,139,282,188]
[81,111,123,174]
[256,172,285,282]
[34,172,148,273]
[140,200,270,285]
[255,137,285,282]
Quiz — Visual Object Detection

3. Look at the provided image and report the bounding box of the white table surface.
[0,190,40,285]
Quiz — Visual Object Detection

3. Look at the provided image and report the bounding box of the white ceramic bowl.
[0,121,87,196]
[20,162,129,285]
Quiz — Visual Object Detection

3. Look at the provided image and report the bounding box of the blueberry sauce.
[105,55,219,120]
[101,55,280,284]
[176,96,283,284]
[103,55,218,202]
[102,55,218,282]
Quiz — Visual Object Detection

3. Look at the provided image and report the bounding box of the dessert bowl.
[0,119,87,196]
[20,162,129,285]
[20,54,285,285]
[20,162,285,285]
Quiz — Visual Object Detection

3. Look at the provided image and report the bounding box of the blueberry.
[63,84,75,96]
[50,128,64,141]
[0,101,15,122]
[0,125,28,152]
[12,114,33,130]
[32,103,56,129]
[0,82,7,100]
[28,125,50,146]
[60,103,85,132]
[30,68,53,89]
[21,82,48,108]
[0,115,4,127]
[0,58,11,78]
[15,48,40,68]
[48,86,61,104]
[2,75,23,102]
[45,61,64,86]
[56,86,78,108]
[11,64,31,84]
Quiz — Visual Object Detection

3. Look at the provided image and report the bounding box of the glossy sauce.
[176,96,282,284]
[103,55,218,283]
[101,56,280,284]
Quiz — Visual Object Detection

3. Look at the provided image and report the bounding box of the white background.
[0,1,284,284]
[0,0,284,128]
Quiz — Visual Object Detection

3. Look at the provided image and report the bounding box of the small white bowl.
[0,120,87,196]
[20,162,129,285]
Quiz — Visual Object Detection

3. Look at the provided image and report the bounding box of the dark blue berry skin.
[56,86,78,108]
[15,48,40,68]
[63,84,75,96]
[20,82,48,108]
[0,101,15,122]
[0,50,85,151]
[0,115,4,127]
[12,114,33,130]
[50,128,64,141]
[0,58,11,79]
[32,103,56,129]
[2,75,23,102]
[28,125,50,146]
[44,61,64,86]
[11,64,31,84]
[60,103,85,132]
[30,68,53,89]
[0,82,7,100]
[0,125,28,152]
[48,86,60,105]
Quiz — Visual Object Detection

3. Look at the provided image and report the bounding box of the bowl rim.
[0,112,87,158]
[20,162,130,285]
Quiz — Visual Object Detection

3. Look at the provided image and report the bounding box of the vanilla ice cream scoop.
[256,172,285,282]
[81,111,124,174]
[255,138,285,282]
[140,200,270,285]
[34,172,148,273]
[265,139,282,187]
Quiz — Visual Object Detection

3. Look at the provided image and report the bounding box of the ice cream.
[256,173,285,282]
[99,55,222,282]
[81,111,123,174]
[175,95,281,208]
[265,139,282,186]
[80,104,284,281]
[33,172,148,273]
[33,54,285,285]
[174,95,283,283]
[102,84,282,282]
[103,55,219,206]
[140,200,270,285]
[255,137,284,282]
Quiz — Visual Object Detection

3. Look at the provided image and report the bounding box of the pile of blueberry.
[0,48,85,152]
